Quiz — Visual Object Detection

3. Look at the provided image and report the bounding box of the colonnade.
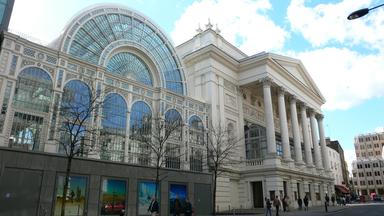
[261,77,331,171]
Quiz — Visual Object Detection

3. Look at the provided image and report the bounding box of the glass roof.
[67,12,184,94]
[106,52,152,86]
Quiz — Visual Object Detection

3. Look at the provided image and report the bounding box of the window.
[13,67,53,112]
[129,101,152,165]
[189,115,204,145]
[164,109,182,169]
[244,123,267,160]
[10,112,44,151]
[0,81,13,132]
[353,173,356,177]
[100,93,127,162]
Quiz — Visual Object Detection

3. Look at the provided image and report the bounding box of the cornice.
[181,44,240,72]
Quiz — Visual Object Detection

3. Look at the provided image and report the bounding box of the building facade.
[352,132,384,197]
[0,4,334,215]
[327,146,343,185]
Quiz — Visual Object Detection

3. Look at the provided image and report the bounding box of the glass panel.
[244,124,267,159]
[101,179,127,216]
[13,67,53,112]
[54,175,87,216]
[106,52,153,86]
[189,116,204,145]
[0,81,13,132]
[68,13,184,95]
[100,93,127,162]
[129,101,152,165]
[10,112,43,151]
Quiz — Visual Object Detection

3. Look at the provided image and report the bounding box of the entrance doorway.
[252,181,264,208]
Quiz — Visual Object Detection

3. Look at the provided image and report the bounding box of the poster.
[54,175,87,216]
[169,184,187,215]
[138,181,159,215]
[101,179,127,215]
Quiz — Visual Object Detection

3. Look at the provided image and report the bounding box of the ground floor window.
[10,112,43,150]
[54,175,87,216]
[101,178,127,216]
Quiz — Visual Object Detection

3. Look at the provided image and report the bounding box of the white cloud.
[292,47,384,110]
[287,0,384,51]
[171,0,289,54]
[375,127,384,133]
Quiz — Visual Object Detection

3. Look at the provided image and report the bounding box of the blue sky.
[9,0,384,171]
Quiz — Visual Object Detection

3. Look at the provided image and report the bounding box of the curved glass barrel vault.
[65,9,184,94]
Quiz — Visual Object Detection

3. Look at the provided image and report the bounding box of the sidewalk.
[217,205,348,216]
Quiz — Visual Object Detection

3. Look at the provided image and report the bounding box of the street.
[282,203,384,216]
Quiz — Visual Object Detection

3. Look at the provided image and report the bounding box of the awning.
[335,185,350,194]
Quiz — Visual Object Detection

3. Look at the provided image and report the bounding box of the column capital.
[316,113,324,120]
[261,77,273,86]
[277,86,286,96]
[289,95,297,103]
[299,102,308,110]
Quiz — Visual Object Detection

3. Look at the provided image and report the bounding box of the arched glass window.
[100,93,127,162]
[106,52,153,86]
[189,115,204,172]
[59,80,91,154]
[244,123,267,160]
[129,101,152,165]
[189,115,204,145]
[13,67,53,112]
[164,109,182,169]
[66,11,184,95]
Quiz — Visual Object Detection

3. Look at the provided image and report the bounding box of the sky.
[9,0,384,172]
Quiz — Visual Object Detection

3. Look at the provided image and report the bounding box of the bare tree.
[129,110,183,200]
[205,123,243,215]
[55,81,103,216]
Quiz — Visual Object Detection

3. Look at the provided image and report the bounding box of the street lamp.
[347,3,384,20]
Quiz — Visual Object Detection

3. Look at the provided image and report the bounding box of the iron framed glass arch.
[66,11,184,94]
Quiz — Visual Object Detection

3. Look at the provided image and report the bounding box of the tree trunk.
[155,157,160,200]
[212,170,217,215]
[61,155,73,216]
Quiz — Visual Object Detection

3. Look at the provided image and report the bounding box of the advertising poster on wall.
[54,175,87,216]
[100,179,127,215]
[169,184,187,215]
[138,181,159,216]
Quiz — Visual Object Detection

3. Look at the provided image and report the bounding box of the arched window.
[59,80,91,154]
[189,115,204,145]
[13,67,53,112]
[189,115,204,172]
[129,101,152,165]
[164,109,182,169]
[106,52,153,86]
[100,93,127,162]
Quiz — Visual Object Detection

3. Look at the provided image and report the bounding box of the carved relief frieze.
[21,59,35,67]
[65,72,78,81]
[225,94,237,107]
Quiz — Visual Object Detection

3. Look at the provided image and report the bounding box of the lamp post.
[348,3,384,20]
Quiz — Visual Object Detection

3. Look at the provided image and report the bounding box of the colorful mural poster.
[138,181,160,216]
[101,179,127,215]
[169,184,187,215]
[54,175,87,216]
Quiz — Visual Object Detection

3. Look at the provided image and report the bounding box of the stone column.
[262,78,276,156]
[317,114,331,171]
[309,110,323,169]
[300,104,313,167]
[277,88,291,161]
[289,97,303,164]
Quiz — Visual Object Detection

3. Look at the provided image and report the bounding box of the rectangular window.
[57,69,64,88]
[10,112,44,151]
[9,55,19,75]
[138,181,159,216]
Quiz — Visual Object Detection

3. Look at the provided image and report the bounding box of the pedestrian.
[325,194,330,212]
[148,197,159,216]
[184,198,193,216]
[298,196,302,210]
[265,198,272,216]
[173,195,182,216]
[331,195,335,206]
[282,195,287,212]
[273,196,281,216]
[303,195,309,211]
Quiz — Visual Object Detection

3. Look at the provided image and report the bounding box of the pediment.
[271,56,325,102]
